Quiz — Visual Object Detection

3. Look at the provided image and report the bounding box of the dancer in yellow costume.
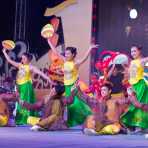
[48,39,98,127]
[121,45,148,130]
[3,49,53,125]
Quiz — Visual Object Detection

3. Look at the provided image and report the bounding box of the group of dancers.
[0,39,148,136]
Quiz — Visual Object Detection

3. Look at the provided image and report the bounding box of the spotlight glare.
[129,9,138,19]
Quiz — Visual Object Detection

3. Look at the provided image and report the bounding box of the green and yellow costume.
[121,59,148,129]
[64,61,92,127]
[15,64,37,125]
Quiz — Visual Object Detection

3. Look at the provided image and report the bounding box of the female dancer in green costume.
[48,39,98,127]
[121,45,148,131]
[3,49,53,125]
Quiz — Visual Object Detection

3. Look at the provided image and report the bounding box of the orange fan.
[41,24,54,39]
[2,40,15,50]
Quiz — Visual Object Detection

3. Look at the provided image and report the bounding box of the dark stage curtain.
[27,0,65,59]
[0,0,65,77]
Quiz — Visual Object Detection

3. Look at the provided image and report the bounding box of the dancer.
[47,39,98,127]
[107,64,125,95]
[76,83,148,135]
[20,84,77,131]
[77,83,121,135]
[106,64,128,121]
[2,48,54,125]
[121,45,148,132]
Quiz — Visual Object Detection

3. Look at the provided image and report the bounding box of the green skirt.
[15,81,38,125]
[121,79,148,129]
[65,84,92,127]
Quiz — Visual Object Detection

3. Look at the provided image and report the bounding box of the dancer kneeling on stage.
[0,92,18,126]
[76,83,148,135]
[20,84,76,131]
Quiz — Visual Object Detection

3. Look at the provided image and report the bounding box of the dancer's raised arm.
[75,44,99,67]
[141,56,148,66]
[2,48,19,68]
[29,65,54,85]
[106,63,116,78]
[47,39,65,61]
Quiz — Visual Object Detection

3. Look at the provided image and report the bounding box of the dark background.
[0,0,65,58]
[0,0,65,76]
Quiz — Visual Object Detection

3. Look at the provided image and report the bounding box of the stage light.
[129,9,138,19]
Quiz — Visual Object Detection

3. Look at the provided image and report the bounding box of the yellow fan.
[41,24,54,39]
[2,40,15,50]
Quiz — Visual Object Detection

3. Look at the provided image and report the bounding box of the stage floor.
[0,127,148,148]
